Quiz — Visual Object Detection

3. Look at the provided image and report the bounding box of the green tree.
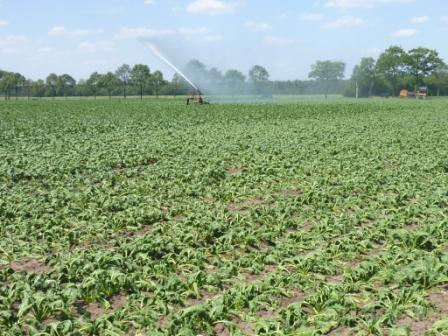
[376,46,407,95]
[57,74,76,97]
[46,73,58,99]
[131,64,151,99]
[24,78,33,100]
[406,47,444,88]
[172,73,181,97]
[0,72,15,100]
[224,69,246,97]
[87,72,101,99]
[208,67,223,82]
[151,70,164,98]
[425,63,448,96]
[249,65,269,95]
[31,79,46,98]
[98,72,120,99]
[352,57,376,98]
[11,73,25,100]
[308,60,345,98]
[115,64,131,99]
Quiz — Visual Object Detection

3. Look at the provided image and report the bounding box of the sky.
[1,0,448,81]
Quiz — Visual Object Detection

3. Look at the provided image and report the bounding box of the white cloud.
[186,0,240,16]
[0,34,28,46]
[244,21,272,32]
[390,28,417,37]
[263,34,300,46]
[72,28,103,37]
[411,16,428,24]
[178,27,209,34]
[78,41,115,53]
[36,46,54,53]
[82,59,114,67]
[116,27,175,39]
[0,20,8,28]
[440,16,448,23]
[144,0,156,4]
[116,26,210,39]
[325,0,414,9]
[362,47,382,57]
[204,35,223,42]
[0,34,28,53]
[49,26,102,37]
[277,12,291,20]
[322,16,364,29]
[49,26,68,36]
[300,13,324,22]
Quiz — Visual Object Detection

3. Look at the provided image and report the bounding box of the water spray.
[141,40,198,90]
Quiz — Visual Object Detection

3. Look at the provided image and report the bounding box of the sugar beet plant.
[1,98,448,335]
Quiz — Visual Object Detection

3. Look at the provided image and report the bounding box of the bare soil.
[327,274,344,285]
[156,315,170,329]
[227,167,242,175]
[9,259,49,273]
[396,285,448,335]
[257,308,280,319]
[186,289,218,306]
[241,265,277,283]
[278,289,307,308]
[226,197,271,212]
[213,322,230,336]
[326,327,354,335]
[279,189,303,197]
[83,294,129,320]
[232,316,255,335]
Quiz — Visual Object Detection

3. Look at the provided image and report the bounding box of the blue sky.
[1,0,448,80]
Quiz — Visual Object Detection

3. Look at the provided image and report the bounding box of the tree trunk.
[437,86,440,97]
[368,82,374,97]
[140,85,143,100]
[124,83,127,99]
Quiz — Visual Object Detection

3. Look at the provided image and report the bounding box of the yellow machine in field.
[399,86,428,99]
[416,86,428,99]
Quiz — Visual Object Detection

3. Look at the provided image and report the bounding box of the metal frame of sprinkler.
[186,89,209,105]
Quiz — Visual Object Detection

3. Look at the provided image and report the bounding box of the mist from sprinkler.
[140,39,200,93]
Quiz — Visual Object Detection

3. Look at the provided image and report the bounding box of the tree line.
[0,61,346,99]
[1,45,446,99]
[345,46,447,97]
[302,46,447,98]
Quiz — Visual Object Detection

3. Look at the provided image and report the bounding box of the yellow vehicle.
[400,89,409,98]
[416,86,427,100]
[399,86,428,99]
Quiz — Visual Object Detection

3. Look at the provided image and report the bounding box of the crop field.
[1,98,448,336]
